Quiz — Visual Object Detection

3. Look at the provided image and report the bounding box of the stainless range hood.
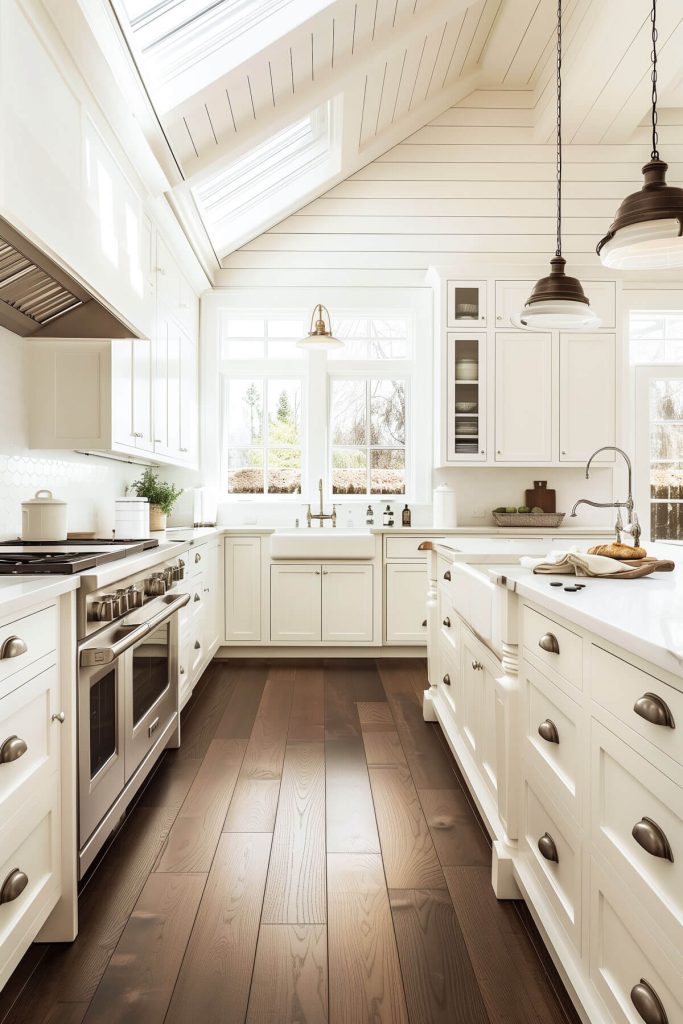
[0,216,138,338]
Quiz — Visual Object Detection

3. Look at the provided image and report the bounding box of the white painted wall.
[0,326,138,538]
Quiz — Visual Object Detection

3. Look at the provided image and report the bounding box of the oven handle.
[80,592,191,667]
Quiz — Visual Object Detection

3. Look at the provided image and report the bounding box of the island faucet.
[570,446,641,546]
[306,478,337,528]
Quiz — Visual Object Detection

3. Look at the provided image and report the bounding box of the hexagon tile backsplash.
[0,452,134,539]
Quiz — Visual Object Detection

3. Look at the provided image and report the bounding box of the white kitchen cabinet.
[202,539,222,656]
[495,331,552,462]
[270,565,322,643]
[224,537,261,643]
[559,333,616,463]
[447,280,487,328]
[321,564,373,643]
[153,319,197,464]
[446,333,487,462]
[495,280,616,330]
[385,563,428,644]
[111,338,154,454]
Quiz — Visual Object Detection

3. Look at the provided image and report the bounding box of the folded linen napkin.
[521,552,675,579]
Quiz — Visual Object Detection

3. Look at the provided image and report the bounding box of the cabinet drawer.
[437,555,453,586]
[523,663,581,819]
[438,588,457,650]
[591,645,682,780]
[521,774,581,951]
[0,606,57,691]
[438,637,458,716]
[385,536,436,559]
[590,858,683,1024]
[522,605,582,690]
[187,544,207,577]
[0,774,61,990]
[591,720,683,949]
[0,665,60,821]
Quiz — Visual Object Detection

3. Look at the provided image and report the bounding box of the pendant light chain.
[555,0,562,257]
[650,0,659,160]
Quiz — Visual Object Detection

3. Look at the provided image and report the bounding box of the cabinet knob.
[0,869,28,904]
[0,735,28,763]
[497,449,501,454]
[537,832,559,863]
[0,636,27,660]
[480,450,485,455]
[443,570,451,581]
[421,619,427,627]
[471,660,483,671]
[538,719,559,744]
[132,431,143,438]
[496,315,502,321]
[442,673,451,686]
[633,692,675,729]
[631,979,669,1024]
[51,711,65,724]
[538,632,560,654]
[631,817,674,862]
[442,617,451,628]
[194,641,201,650]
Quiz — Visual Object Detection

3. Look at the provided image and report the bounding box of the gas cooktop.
[0,538,158,575]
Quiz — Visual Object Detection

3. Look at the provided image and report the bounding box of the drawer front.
[0,665,60,821]
[437,637,458,716]
[591,720,683,949]
[521,774,581,950]
[0,606,57,691]
[591,645,682,779]
[522,605,582,690]
[385,536,438,559]
[438,588,457,650]
[437,555,453,587]
[0,774,61,989]
[590,858,683,1024]
[187,544,207,577]
[523,662,581,819]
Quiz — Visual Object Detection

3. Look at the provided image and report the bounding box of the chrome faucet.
[306,478,337,528]
[570,446,641,546]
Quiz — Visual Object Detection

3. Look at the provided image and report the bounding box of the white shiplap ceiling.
[70,0,683,277]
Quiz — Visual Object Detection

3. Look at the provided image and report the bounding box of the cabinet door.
[178,328,197,463]
[447,280,487,328]
[559,333,615,462]
[224,537,261,642]
[446,333,487,462]
[460,634,483,761]
[111,339,135,450]
[153,320,170,456]
[495,280,535,328]
[385,563,428,644]
[202,543,221,656]
[270,565,321,643]
[322,564,373,643]
[495,332,552,462]
[132,338,154,453]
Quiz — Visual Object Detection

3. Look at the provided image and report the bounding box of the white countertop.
[0,575,80,617]
[174,524,613,538]
[489,543,683,680]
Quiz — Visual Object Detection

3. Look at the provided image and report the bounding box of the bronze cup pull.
[538,633,560,654]
[0,636,28,660]
[633,692,675,729]
[537,832,559,863]
[443,617,451,628]
[632,817,674,862]
[421,619,427,627]
[631,979,669,1024]
[538,719,560,744]
[0,869,28,904]
[442,674,451,686]
[0,736,28,763]
[443,570,451,581]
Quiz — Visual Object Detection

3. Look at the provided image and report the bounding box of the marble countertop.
[489,542,683,680]
[0,575,80,617]
[168,524,613,538]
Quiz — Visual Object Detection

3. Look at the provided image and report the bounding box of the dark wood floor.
[0,659,581,1024]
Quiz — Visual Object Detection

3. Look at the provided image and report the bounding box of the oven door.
[124,613,178,781]
[78,657,125,846]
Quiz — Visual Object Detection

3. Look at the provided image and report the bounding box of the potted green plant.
[130,468,183,532]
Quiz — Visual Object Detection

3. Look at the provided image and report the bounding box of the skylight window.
[191,100,339,258]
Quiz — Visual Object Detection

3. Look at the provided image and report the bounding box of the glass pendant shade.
[297,303,343,351]
[597,160,683,269]
[514,257,601,330]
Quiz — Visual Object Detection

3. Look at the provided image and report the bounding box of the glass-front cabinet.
[447,280,487,328]
[446,333,487,462]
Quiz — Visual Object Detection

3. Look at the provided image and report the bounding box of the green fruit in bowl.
[518,506,531,513]
[493,506,506,513]
[531,506,544,514]
[504,506,517,513]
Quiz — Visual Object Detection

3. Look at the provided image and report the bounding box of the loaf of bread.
[587,543,647,560]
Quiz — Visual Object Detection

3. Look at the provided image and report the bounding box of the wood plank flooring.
[0,659,581,1024]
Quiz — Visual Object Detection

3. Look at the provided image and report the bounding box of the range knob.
[115,589,130,612]
[94,595,116,621]
[126,585,143,608]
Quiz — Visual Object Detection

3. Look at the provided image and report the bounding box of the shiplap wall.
[219,88,683,287]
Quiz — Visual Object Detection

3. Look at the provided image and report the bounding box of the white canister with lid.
[433,484,457,528]
[115,497,150,539]
[21,490,68,541]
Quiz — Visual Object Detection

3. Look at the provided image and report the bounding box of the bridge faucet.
[570,446,640,546]
[306,478,337,528]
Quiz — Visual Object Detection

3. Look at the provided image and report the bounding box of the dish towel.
[520,552,675,579]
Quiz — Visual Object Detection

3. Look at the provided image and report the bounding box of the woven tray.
[492,512,566,528]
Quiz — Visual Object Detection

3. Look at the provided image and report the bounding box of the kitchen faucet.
[306,478,337,528]
[570,446,641,546]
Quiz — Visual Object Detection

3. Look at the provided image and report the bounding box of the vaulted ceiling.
[60,0,683,280]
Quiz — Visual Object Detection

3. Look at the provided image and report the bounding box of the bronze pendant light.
[597,0,683,269]
[297,303,343,350]
[515,0,599,330]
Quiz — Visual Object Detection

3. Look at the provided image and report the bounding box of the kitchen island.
[425,536,683,1024]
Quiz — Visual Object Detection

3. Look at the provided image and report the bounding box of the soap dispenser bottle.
[382,504,390,526]
[402,504,411,527]
[366,504,374,526]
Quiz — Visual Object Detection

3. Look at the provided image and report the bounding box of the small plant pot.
[149,505,167,532]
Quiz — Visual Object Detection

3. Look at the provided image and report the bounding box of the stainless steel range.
[76,550,190,876]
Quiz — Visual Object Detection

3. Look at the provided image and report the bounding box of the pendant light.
[597,0,683,269]
[296,303,343,351]
[514,0,600,330]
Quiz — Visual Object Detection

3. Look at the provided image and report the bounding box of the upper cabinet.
[434,271,619,467]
